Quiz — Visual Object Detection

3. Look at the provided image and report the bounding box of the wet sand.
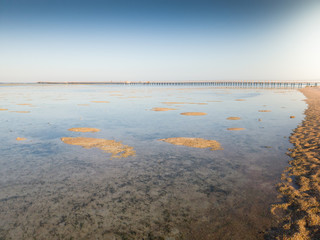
[159,137,223,151]
[268,87,320,239]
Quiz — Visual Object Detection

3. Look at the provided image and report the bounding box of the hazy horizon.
[1,0,320,83]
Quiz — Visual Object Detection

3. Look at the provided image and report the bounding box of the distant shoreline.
[0,81,318,88]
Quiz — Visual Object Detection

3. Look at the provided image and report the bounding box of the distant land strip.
[36,81,320,88]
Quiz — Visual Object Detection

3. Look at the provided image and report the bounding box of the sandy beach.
[268,87,320,239]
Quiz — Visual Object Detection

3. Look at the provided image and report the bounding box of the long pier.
[37,81,319,88]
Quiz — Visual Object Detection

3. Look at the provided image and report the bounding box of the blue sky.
[1,0,320,82]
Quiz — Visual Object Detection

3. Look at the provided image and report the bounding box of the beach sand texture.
[269,87,320,239]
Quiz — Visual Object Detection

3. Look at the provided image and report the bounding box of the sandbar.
[151,107,177,111]
[68,128,100,133]
[16,137,26,141]
[180,112,207,116]
[162,102,207,105]
[227,128,245,131]
[258,110,271,112]
[61,137,135,158]
[11,111,30,113]
[269,87,320,239]
[159,137,223,151]
[91,101,109,103]
[227,117,241,120]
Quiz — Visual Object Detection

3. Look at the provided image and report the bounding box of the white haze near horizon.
[0,3,320,83]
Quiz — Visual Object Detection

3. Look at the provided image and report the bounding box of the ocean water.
[0,84,306,240]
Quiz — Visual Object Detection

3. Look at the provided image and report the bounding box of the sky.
[0,0,320,82]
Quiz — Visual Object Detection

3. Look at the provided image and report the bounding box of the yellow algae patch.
[227,128,245,131]
[68,128,100,133]
[17,103,32,106]
[227,117,241,120]
[258,110,271,112]
[180,112,207,116]
[91,101,109,103]
[11,111,30,113]
[0,108,8,111]
[290,116,295,118]
[151,107,177,111]
[235,99,245,101]
[16,137,26,141]
[61,137,135,158]
[159,137,223,151]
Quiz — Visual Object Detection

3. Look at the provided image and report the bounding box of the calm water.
[0,85,306,240]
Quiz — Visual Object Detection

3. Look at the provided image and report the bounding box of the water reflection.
[0,85,306,239]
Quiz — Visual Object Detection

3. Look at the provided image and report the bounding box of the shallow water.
[0,85,306,239]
